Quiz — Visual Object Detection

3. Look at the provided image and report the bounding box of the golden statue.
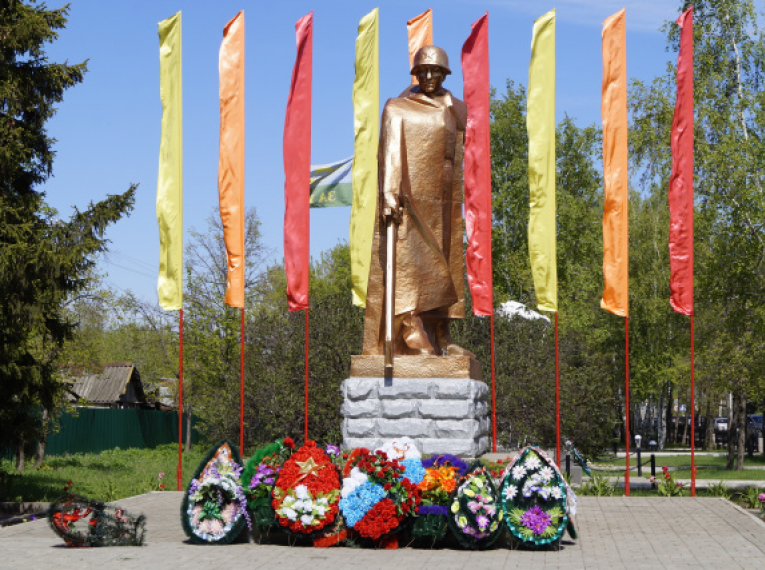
[362,46,475,362]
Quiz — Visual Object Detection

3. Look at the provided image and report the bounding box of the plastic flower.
[503,484,518,500]
[295,484,310,500]
[524,453,542,471]
[759,493,765,503]
[325,443,340,457]
[550,486,563,500]
[468,500,481,513]
[398,458,426,485]
[512,465,527,480]
[520,505,552,536]
[539,466,554,483]
[476,514,489,530]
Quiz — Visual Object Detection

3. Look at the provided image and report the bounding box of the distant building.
[66,363,153,409]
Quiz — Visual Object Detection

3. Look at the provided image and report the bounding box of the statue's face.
[415,65,445,96]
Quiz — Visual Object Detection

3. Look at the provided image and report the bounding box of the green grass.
[673,469,765,480]
[593,453,765,469]
[0,444,206,503]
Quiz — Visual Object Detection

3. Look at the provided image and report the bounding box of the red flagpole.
[490,313,497,453]
[555,312,560,467]
[690,314,696,496]
[625,315,630,496]
[240,307,245,453]
[177,308,184,491]
[304,308,310,443]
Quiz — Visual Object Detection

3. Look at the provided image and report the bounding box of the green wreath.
[499,446,569,548]
[181,440,248,545]
[445,461,503,550]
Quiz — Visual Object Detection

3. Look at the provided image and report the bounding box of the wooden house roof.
[68,363,146,405]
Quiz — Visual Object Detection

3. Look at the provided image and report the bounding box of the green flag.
[310,156,353,208]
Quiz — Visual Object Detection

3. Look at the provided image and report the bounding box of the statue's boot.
[435,320,476,358]
[402,312,436,355]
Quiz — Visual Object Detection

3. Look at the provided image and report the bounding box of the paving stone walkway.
[2,492,765,569]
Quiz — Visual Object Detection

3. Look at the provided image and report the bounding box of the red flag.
[669,7,694,315]
[283,12,313,311]
[462,13,493,316]
[218,11,245,308]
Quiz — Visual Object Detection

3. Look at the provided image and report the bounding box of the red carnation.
[284,437,295,449]
[384,483,391,491]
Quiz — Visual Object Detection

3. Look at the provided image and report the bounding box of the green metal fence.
[42,408,200,456]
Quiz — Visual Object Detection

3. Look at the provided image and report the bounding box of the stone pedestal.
[340,371,490,457]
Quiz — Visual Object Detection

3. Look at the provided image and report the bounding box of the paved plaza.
[2,492,765,569]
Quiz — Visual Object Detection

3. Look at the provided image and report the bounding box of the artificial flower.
[539,466,555,483]
[524,453,542,471]
[503,484,518,500]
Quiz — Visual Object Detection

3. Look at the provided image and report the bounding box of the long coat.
[362,86,467,355]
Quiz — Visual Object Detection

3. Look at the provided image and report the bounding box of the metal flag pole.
[625,315,630,496]
[240,307,245,453]
[177,308,184,491]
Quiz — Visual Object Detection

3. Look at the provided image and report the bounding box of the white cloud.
[486,0,677,33]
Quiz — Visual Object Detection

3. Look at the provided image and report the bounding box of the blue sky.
[41,0,677,303]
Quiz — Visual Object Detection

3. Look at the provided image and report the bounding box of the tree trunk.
[15,438,25,472]
[673,386,682,445]
[736,393,746,471]
[185,407,193,452]
[658,385,667,451]
[704,396,715,451]
[727,391,746,470]
[33,407,49,469]
[727,392,737,470]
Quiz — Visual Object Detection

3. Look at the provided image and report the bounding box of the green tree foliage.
[630,0,765,467]
[0,1,135,469]
[457,80,620,456]
[242,243,364,450]
[183,208,270,445]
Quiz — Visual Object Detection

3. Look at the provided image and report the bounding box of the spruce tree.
[0,1,135,468]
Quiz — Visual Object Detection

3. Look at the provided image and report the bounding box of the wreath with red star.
[271,440,341,536]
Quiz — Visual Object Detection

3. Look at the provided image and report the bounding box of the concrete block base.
[341,377,490,457]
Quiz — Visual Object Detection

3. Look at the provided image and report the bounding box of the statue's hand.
[383,206,403,224]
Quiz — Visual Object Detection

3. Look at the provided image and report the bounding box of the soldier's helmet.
[410,45,451,75]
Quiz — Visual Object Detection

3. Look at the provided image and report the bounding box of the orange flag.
[407,9,433,84]
[600,9,628,317]
[218,11,245,308]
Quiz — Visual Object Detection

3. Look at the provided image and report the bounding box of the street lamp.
[635,435,643,477]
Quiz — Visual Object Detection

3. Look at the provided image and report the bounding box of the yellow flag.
[527,9,557,313]
[350,8,379,307]
[157,12,183,311]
